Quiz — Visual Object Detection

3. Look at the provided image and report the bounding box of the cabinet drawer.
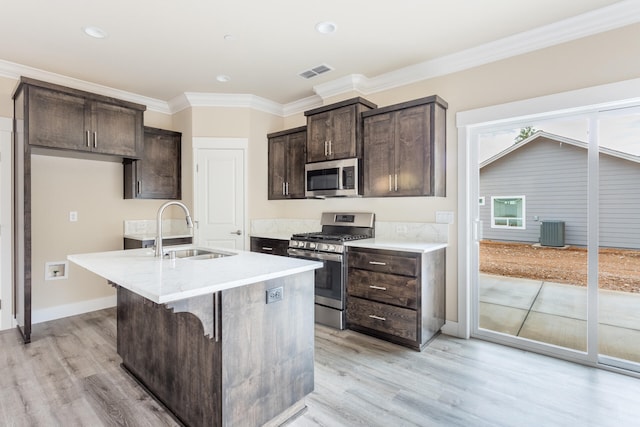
[348,268,418,309]
[250,237,289,256]
[348,250,418,276]
[347,297,417,341]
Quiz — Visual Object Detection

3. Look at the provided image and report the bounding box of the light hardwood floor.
[1,308,639,426]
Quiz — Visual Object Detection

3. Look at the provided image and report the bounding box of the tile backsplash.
[124,219,191,236]
[250,219,321,236]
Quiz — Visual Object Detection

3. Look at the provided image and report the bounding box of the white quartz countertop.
[68,246,321,304]
[345,239,447,253]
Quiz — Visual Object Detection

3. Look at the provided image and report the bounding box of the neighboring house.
[479,131,640,249]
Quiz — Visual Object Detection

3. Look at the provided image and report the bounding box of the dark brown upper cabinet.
[267,126,306,199]
[124,127,182,199]
[362,96,447,197]
[304,97,376,163]
[16,77,145,159]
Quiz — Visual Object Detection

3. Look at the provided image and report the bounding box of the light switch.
[69,211,78,222]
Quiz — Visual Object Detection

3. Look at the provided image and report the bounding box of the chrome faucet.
[155,201,194,257]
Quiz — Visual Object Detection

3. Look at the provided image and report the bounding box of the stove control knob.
[309,242,316,249]
[327,244,336,252]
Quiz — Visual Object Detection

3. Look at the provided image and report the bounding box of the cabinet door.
[268,135,287,199]
[327,105,357,159]
[136,129,181,199]
[27,86,90,151]
[363,112,395,197]
[91,100,142,158]
[286,130,306,198]
[395,104,431,196]
[306,111,331,162]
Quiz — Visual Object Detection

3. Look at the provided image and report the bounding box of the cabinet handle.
[262,247,273,251]
[369,285,387,291]
[395,174,398,191]
[328,140,332,155]
[285,182,289,195]
[388,175,392,191]
[93,132,97,148]
[282,182,286,196]
[86,130,90,147]
[230,230,242,235]
[324,141,328,156]
[369,261,387,266]
[368,314,386,321]
[137,181,141,194]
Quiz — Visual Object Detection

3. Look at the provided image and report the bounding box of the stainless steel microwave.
[305,158,361,198]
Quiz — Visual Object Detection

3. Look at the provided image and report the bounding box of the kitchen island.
[68,246,321,427]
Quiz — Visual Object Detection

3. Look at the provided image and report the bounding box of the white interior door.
[194,139,246,250]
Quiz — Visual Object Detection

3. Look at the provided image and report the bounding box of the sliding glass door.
[597,107,640,370]
[471,106,640,373]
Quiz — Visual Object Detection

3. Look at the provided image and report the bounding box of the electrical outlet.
[69,211,78,222]
[266,286,284,304]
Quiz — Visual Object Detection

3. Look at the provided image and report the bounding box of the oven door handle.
[288,248,343,263]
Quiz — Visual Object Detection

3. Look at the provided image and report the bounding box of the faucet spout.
[155,201,194,257]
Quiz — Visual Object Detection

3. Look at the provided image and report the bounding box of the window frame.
[490,195,526,229]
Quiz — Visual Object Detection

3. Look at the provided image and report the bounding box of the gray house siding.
[480,134,640,249]
[599,154,640,249]
[480,138,588,246]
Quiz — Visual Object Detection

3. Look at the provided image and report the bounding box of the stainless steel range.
[288,212,375,329]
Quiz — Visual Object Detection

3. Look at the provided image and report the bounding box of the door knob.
[230,230,242,235]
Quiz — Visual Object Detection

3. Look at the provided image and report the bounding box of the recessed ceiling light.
[216,75,231,83]
[223,34,236,41]
[315,21,337,35]
[83,26,108,39]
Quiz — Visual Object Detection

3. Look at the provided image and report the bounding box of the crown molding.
[0,59,171,114]
[340,0,640,97]
[0,1,637,118]
[282,95,323,117]
[177,92,284,116]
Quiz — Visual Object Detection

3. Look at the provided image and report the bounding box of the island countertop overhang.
[68,246,322,304]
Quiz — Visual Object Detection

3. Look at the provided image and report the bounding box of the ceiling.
[0,0,637,111]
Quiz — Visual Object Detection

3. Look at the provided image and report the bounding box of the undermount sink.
[164,248,235,260]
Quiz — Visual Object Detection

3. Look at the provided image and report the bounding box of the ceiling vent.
[299,64,333,79]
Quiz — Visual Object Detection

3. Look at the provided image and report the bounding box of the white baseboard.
[32,295,117,325]
[441,320,463,338]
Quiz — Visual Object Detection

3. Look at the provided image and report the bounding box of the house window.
[491,196,525,229]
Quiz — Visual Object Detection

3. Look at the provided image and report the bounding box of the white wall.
[0,117,12,330]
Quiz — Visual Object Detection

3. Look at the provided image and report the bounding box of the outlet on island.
[266,286,284,304]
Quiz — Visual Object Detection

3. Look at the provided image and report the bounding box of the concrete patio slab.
[518,312,587,352]
[599,289,640,330]
[530,281,588,320]
[479,302,528,335]
[599,324,640,364]
[479,274,543,309]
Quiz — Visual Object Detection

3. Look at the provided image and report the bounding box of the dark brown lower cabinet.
[116,270,314,427]
[346,246,445,351]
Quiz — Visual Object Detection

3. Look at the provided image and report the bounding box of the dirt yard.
[480,241,640,293]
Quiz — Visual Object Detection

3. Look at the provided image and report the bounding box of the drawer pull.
[368,314,386,321]
[369,285,387,291]
[262,247,273,251]
[369,261,386,266]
